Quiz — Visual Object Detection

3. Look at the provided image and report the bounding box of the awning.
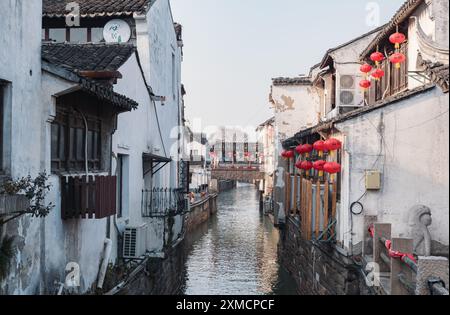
[143,153,172,176]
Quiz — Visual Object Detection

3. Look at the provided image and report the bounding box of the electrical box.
[365,170,381,190]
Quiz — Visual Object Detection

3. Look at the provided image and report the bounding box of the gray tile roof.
[272,77,312,86]
[361,0,423,58]
[42,43,135,73]
[419,58,449,93]
[43,0,155,18]
[42,43,138,111]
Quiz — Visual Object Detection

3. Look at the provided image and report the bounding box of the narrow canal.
[181,184,297,295]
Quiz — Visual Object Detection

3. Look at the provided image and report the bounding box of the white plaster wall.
[272,85,321,140]
[0,0,44,295]
[336,88,449,251]
[407,2,449,90]
[0,0,42,174]
[41,72,110,294]
[137,0,183,190]
[113,54,150,225]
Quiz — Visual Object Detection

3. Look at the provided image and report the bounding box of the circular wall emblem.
[103,19,131,43]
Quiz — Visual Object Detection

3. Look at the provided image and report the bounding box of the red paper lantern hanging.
[313,160,327,171]
[295,144,304,154]
[360,63,373,75]
[313,140,327,152]
[295,160,303,170]
[389,52,406,69]
[302,144,313,154]
[370,52,385,66]
[284,150,295,159]
[324,162,341,174]
[359,79,371,90]
[371,68,385,80]
[301,161,313,171]
[389,32,406,49]
[324,138,342,151]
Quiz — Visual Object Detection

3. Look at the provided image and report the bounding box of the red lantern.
[324,138,342,151]
[285,150,295,159]
[360,63,373,74]
[371,68,385,80]
[295,144,304,154]
[302,144,313,154]
[295,160,303,170]
[370,52,385,65]
[301,161,313,171]
[389,52,406,69]
[359,79,371,90]
[389,32,406,49]
[313,160,327,171]
[313,140,327,152]
[324,162,341,174]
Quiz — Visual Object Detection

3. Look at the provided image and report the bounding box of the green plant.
[1,172,55,219]
[0,236,14,281]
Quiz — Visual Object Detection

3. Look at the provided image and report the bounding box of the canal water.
[181,184,297,295]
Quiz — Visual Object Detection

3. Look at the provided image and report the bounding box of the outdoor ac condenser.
[123,224,147,259]
[339,75,356,106]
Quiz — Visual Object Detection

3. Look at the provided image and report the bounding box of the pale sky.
[171,0,405,130]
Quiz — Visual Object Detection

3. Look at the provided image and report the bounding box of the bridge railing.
[213,163,262,171]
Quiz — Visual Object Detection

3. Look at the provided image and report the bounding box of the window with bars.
[51,107,102,173]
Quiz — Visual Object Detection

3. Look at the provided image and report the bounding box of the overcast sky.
[171,0,405,131]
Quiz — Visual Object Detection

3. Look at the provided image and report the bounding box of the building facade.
[1,0,187,295]
[272,0,448,295]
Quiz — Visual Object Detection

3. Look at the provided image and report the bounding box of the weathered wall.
[279,218,361,295]
[335,87,449,253]
[272,84,321,140]
[0,0,44,295]
[185,195,217,233]
[119,242,186,295]
[408,1,448,90]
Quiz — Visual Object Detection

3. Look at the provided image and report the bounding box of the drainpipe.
[97,238,113,289]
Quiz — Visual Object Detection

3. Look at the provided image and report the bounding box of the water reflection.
[181,184,297,295]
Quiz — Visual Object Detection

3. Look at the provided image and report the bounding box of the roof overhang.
[360,0,424,59]
[143,153,172,176]
[42,0,157,19]
[42,61,137,112]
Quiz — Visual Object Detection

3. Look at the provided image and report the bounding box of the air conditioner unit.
[338,75,364,108]
[123,224,147,259]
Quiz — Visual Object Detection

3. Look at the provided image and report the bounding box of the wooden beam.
[315,180,320,239]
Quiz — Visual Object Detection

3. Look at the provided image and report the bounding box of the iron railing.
[142,188,187,217]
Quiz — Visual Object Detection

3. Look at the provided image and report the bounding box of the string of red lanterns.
[286,138,342,181]
[359,26,406,92]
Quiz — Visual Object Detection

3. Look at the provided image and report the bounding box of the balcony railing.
[61,175,117,220]
[142,188,187,217]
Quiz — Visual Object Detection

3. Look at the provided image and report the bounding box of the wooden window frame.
[51,107,102,174]
[374,43,408,102]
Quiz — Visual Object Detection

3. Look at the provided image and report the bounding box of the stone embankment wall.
[279,218,361,295]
